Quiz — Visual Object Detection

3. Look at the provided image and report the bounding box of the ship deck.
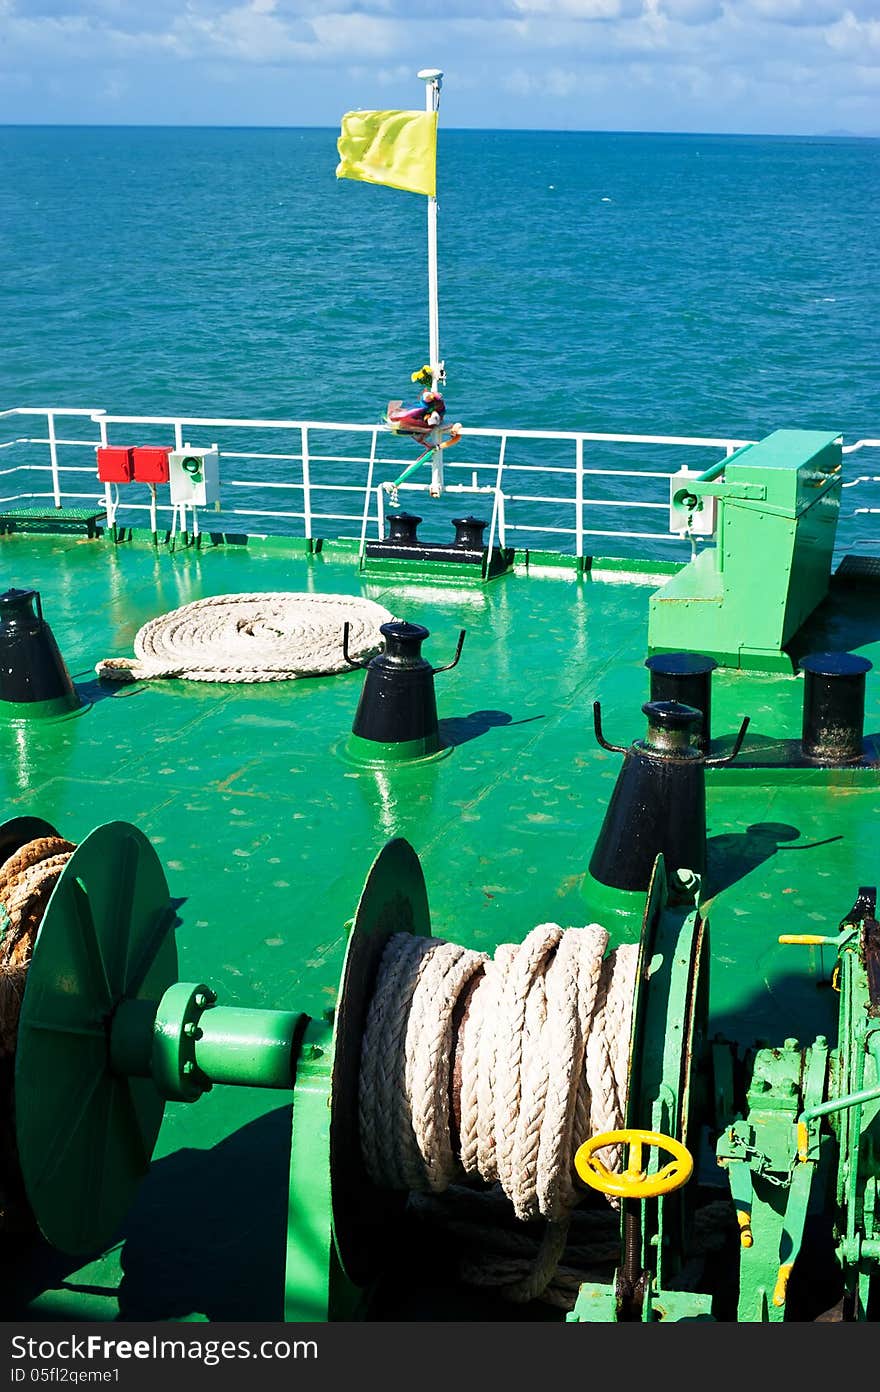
[2,528,879,1321]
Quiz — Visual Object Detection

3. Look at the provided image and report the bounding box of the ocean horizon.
[2,123,878,138]
[3,123,877,552]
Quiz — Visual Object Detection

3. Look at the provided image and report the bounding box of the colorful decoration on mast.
[335,69,460,504]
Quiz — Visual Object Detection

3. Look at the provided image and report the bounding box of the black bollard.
[588,699,749,893]
[386,513,422,546]
[644,652,717,751]
[799,651,872,764]
[451,517,488,550]
[343,620,465,763]
[0,589,79,718]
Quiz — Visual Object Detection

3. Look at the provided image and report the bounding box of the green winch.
[5,811,880,1321]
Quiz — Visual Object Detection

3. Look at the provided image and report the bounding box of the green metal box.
[648,429,842,671]
[726,429,841,512]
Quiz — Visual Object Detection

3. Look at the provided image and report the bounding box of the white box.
[669,466,717,537]
[168,445,220,507]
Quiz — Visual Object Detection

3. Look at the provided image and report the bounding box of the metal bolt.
[194,988,217,1010]
[674,868,699,893]
[184,1022,203,1040]
[307,1044,324,1060]
[783,1037,799,1051]
[816,1035,828,1048]
[182,1061,194,1076]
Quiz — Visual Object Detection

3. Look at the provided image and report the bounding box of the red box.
[132,446,171,483]
[96,446,133,483]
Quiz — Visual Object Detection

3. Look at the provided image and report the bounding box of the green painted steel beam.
[285,1016,338,1321]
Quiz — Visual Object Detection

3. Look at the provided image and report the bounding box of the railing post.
[47,411,61,508]
[300,426,313,543]
[575,436,584,561]
[485,434,507,568]
[97,414,114,532]
[358,429,378,562]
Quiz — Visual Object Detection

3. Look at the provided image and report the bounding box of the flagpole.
[417,68,443,495]
[418,68,443,391]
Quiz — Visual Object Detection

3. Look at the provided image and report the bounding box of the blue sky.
[1,1,879,134]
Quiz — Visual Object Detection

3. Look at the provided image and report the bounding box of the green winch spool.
[9,818,430,1319]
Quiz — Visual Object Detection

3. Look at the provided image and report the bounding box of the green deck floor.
[1,530,878,1320]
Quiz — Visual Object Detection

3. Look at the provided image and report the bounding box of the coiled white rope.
[359,923,639,1301]
[95,592,394,683]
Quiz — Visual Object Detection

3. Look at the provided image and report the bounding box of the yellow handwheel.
[574,1128,693,1199]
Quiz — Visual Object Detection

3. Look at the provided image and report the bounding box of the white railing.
[1,407,878,559]
[841,441,880,521]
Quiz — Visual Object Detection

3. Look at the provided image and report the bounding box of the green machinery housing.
[649,429,842,671]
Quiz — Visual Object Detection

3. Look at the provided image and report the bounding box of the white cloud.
[1,0,879,131]
[824,10,880,57]
[503,64,582,94]
[656,0,723,22]
[375,63,414,85]
[851,62,880,85]
[309,12,398,56]
[747,0,854,24]
[100,68,129,99]
[511,0,644,16]
[171,3,309,61]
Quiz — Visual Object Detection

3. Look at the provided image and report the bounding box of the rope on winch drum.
[0,836,76,1055]
[94,592,395,683]
[408,1186,739,1311]
[0,836,75,1231]
[409,1183,622,1306]
[358,923,640,1304]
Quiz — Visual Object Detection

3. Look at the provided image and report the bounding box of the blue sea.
[2,126,878,549]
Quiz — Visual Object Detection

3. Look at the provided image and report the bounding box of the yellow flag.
[336,109,437,197]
